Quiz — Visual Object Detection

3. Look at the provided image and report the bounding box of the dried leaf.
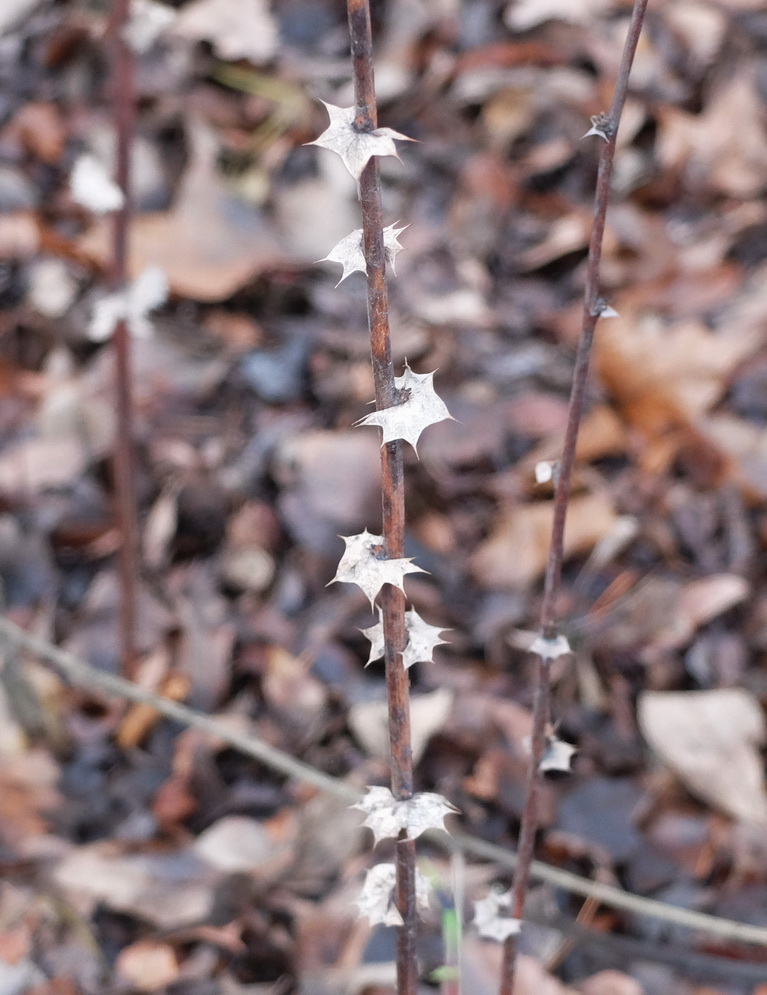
[70,155,124,215]
[307,102,413,181]
[356,363,454,454]
[79,122,285,301]
[353,786,457,844]
[361,607,449,669]
[171,0,278,63]
[473,889,522,942]
[349,687,454,765]
[330,528,426,607]
[319,222,407,285]
[125,0,176,53]
[472,492,618,589]
[356,863,431,927]
[116,940,178,993]
[638,689,767,825]
[88,266,168,342]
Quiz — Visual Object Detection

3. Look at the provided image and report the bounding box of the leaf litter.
[2,0,767,991]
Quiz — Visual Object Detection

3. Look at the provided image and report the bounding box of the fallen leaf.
[658,68,767,198]
[638,689,767,825]
[79,122,284,301]
[53,844,218,929]
[116,940,178,993]
[471,491,618,588]
[193,813,298,877]
[349,687,454,764]
[70,154,123,214]
[578,971,643,995]
[307,101,414,181]
[172,0,278,63]
[505,0,612,31]
[88,265,168,342]
[124,0,176,53]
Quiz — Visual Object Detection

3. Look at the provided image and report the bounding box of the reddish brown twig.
[107,0,139,678]
[347,1,418,991]
[500,2,650,992]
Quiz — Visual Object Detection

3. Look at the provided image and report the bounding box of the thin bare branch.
[107,0,140,678]
[2,614,767,949]
[502,2,651,992]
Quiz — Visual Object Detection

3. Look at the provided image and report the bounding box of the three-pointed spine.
[347,1,417,993]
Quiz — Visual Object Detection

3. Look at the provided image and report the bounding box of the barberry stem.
[500,2,650,991]
[108,0,139,679]
[347,0,418,991]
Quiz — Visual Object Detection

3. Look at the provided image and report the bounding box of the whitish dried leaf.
[356,863,431,927]
[353,786,457,844]
[89,265,168,342]
[539,736,577,773]
[473,889,522,942]
[638,689,767,825]
[70,154,124,214]
[356,364,454,454]
[116,939,178,993]
[307,102,413,181]
[330,528,426,607]
[320,222,407,285]
[505,0,611,30]
[125,0,175,52]
[530,633,572,662]
[361,607,449,669]
[172,0,278,63]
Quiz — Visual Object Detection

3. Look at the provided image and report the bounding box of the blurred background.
[0,0,766,992]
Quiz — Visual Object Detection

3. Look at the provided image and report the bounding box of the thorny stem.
[501,2,650,992]
[347,1,417,993]
[108,0,139,679]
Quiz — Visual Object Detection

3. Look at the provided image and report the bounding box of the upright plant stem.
[107,0,139,678]
[347,1,417,992]
[500,2,650,991]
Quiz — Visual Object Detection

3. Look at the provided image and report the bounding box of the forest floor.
[1,0,767,993]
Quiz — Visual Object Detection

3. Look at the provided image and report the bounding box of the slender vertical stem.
[107,0,139,678]
[347,1,417,992]
[500,2,650,991]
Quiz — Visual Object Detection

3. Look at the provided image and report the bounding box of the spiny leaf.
[353,786,458,845]
[88,266,168,342]
[356,862,432,927]
[125,0,176,53]
[70,155,124,215]
[329,529,426,607]
[356,363,454,455]
[319,222,407,286]
[473,889,522,942]
[306,101,414,181]
[361,607,449,669]
[529,632,572,663]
